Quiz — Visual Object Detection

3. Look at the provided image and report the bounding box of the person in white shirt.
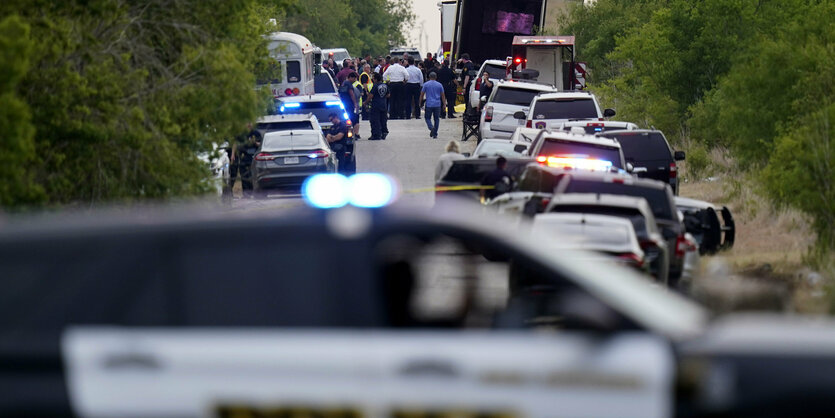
[435,140,466,181]
[405,57,425,119]
[383,58,409,119]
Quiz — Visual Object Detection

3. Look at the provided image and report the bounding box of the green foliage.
[0,0,296,208]
[283,0,414,57]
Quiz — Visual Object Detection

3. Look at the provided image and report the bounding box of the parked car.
[508,126,543,154]
[675,196,736,254]
[480,80,557,140]
[471,139,525,158]
[532,213,650,275]
[517,91,615,131]
[557,120,638,135]
[275,93,349,132]
[389,47,421,62]
[313,71,338,94]
[255,114,322,137]
[553,171,688,286]
[468,59,508,108]
[251,130,337,194]
[523,128,627,171]
[544,193,670,284]
[435,157,532,203]
[597,129,685,195]
[321,48,351,65]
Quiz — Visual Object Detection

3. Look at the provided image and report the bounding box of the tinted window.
[481,64,507,80]
[549,205,648,238]
[532,99,598,120]
[286,61,302,83]
[606,132,672,161]
[492,87,540,106]
[256,121,315,136]
[536,220,631,247]
[562,180,674,220]
[314,73,337,93]
[538,140,624,168]
[518,169,562,193]
[262,133,320,151]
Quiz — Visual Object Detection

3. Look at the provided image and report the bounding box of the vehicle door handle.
[101,352,162,370]
[398,359,459,378]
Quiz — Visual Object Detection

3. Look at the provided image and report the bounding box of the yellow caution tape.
[404,185,494,194]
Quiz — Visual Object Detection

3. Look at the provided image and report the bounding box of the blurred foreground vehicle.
[1,175,834,418]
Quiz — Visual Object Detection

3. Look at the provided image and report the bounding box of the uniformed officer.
[325,113,354,174]
[229,124,262,198]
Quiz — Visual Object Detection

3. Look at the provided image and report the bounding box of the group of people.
[323,52,467,140]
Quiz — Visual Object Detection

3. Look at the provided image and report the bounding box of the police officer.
[229,124,262,198]
[436,60,457,118]
[326,113,354,174]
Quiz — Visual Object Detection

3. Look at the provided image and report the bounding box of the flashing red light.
[514,58,522,64]
[284,88,293,96]
[536,155,547,163]
[526,120,532,128]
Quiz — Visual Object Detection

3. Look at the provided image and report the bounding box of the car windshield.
[481,64,507,80]
[532,99,598,120]
[563,180,674,220]
[492,87,541,106]
[549,205,648,238]
[538,140,623,168]
[261,133,320,151]
[605,132,672,161]
[476,141,523,157]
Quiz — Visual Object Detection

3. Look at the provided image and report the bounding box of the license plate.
[284,156,299,164]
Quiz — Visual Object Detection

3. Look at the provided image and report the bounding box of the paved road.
[232,117,476,210]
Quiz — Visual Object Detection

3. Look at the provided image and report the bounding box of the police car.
[3,174,835,417]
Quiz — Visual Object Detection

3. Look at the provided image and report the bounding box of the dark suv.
[553,171,687,285]
[598,130,685,195]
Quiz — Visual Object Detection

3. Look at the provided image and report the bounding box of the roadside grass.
[678,146,832,314]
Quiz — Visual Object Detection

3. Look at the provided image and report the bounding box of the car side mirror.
[603,108,616,118]
[674,150,686,161]
[626,162,634,173]
[514,144,527,153]
[461,152,471,158]
[513,111,526,120]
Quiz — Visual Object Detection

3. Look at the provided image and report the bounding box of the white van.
[260,32,316,98]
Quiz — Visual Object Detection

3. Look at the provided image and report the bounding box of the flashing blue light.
[326,101,343,107]
[349,174,398,208]
[283,102,301,108]
[343,112,350,120]
[279,106,285,112]
[302,174,350,208]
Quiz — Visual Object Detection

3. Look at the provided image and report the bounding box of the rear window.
[286,61,301,83]
[476,141,523,157]
[481,64,507,80]
[605,132,672,161]
[537,220,631,247]
[562,180,674,220]
[549,205,647,238]
[256,121,314,136]
[532,98,598,120]
[492,87,540,106]
[314,73,337,93]
[262,133,320,151]
[538,140,623,168]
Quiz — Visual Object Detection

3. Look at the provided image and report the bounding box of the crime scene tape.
[404,185,495,194]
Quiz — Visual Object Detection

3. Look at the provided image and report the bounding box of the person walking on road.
[419,72,446,139]
[383,57,408,120]
[367,72,389,140]
[435,140,465,181]
[436,60,457,119]
[405,57,424,119]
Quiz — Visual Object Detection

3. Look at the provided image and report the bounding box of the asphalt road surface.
[232,116,476,211]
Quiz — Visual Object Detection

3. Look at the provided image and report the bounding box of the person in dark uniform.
[457,53,475,111]
[478,71,495,111]
[229,124,262,198]
[367,72,389,140]
[326,113,354,174]
[481,156,512,201]
[436,60,457,118]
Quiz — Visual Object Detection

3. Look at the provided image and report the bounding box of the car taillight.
[308,150,329,159]
[284,88,293,96]
[675,234,687,258]
[536,155,547,164]
[639,239,656,250]
[540,197,550,209]
[618,253,644,268]
[255,153,276,161]
[293,87,300,95]
[485,106,493,122]
[475,78,481,90]
[526,120,532,128]
[669,161,677,178]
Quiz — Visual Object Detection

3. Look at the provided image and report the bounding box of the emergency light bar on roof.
[512,36,575,46]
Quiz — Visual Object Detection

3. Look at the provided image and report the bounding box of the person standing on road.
[339,72,360,135]
[383,57,408,120]
[481,156,512,201]
[419,72,446,139]
[367,72,389,140]
[360,64,373,121]
[457,53,475,112]
[406,57,424,119]
[336,59,354,85]
[351,75,364,139]
[326,113,352,173]
[435,140,465,181]
[436,60,457,119]
[423,53,436,76]
[229,124,262,198]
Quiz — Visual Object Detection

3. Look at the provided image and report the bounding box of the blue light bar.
[302,174,350,208]
[343,112,350,120]
[283,102,301,108]
[302,173,400,209]
[325,101,343,107]
[348,174,398,208]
